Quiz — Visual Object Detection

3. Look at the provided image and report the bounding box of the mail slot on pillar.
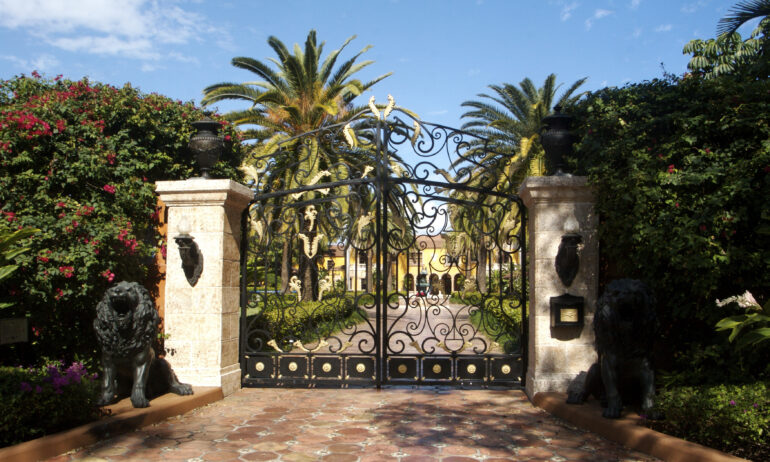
[550,293,584,327]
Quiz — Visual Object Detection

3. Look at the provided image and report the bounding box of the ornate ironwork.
[239,104,527,387]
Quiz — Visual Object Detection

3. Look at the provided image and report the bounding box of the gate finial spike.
[368,95,381,120]
[383,94,395,119]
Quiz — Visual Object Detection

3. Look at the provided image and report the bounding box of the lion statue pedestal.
[93,281,193,408]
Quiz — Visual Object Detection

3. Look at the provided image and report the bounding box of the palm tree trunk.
[281,238,291,293]
[366,250,374,293]
[477,244,487,293]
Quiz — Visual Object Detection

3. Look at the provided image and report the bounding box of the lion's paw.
[602,405,622,419]
[130,391,150,408]
[171,382,193,396]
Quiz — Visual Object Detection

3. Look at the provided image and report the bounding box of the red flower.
[58,266,74,278]
[56,202,66,208]
[106,153,116,165]
[667,164,675,173]
[103,184,116,194]
[224,134,231,141]
[38,256,49,263]
[101,269,115,282]
[55,120,65,132]
[54,288,64,300]
[675,202,680,208]
[699,225,707,232]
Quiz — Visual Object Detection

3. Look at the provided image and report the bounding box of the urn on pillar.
[188,117,224,179]
[541,106,575,176]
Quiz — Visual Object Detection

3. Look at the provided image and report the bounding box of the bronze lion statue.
[567,279,661,419]
[93,281,192,408]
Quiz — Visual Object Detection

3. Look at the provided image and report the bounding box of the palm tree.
[202,30,390,148]
[717,0,770,36]
[460,74,587,180]
[204,30,392,301]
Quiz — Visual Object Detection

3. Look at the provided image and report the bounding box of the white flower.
[716,290,759,308]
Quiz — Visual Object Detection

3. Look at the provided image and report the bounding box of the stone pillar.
[519,176,598,398]
[155,178,252,397]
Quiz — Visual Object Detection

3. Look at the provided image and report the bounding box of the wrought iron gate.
[239,106,527,387]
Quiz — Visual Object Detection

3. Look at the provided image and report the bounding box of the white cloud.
[0,0,225,62]
[560,2,579,21]
[632,27,643,38]
[585,9,613,30]
[2,53,60,72]
[467,68,481,76]
[681,1,706,14]
[655,24,673,33]
[629,0,641,9]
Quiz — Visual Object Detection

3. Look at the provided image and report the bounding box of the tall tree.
[459,74,587,181]
[718,0,770,36]
[203,30,391,300]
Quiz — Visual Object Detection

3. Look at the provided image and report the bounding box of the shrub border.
[0,387,222,462]
[533,392,747,462]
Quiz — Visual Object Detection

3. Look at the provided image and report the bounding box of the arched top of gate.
[243,96,521,202]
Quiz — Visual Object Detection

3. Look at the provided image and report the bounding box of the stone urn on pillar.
[541,106,575,176]
[189,117,224,179]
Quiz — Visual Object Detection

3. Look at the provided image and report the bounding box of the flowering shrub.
[572,73,770,381]
[646,382,769,461]
[0,74,243,366]
[0,360,102,447]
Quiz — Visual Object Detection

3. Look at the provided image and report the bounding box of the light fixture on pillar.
[188,116,224,179]
[174,216,203,287]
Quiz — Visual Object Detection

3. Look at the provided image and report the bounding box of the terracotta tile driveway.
[50,387,658,461]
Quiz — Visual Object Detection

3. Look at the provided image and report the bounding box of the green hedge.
[571,74,770,381]
[0,361,101,447]
[647,382,769,461]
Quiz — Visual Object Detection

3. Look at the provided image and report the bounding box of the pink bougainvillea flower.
[103,184,116,194]
[54,288,64,300]
[667,164,675,173]
[58,266,74,278]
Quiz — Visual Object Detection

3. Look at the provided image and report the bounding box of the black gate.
[239,107,527,387]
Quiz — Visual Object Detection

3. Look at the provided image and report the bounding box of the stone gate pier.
[520,176,598,397]
[156,178,252,397]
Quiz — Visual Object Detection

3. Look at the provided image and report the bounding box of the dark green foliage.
[0,361,102,447]
[246,294,364,348]
[0,74,244,366]
[572,74,770,382]
[647,382,770,461]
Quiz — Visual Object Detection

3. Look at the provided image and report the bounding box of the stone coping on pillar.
[156,178,253,208]
[519,176,594,206]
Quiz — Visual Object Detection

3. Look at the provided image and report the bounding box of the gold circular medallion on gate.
[255,362,265,372]
[432,364,442,374]
[397,364,407,374]
[466,364,477,374]
[288,361,298,372]
[501,364,511,375]
[356,363,366,373]
[322,362,332,373]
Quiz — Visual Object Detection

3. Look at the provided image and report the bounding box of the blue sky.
[0,0,753,128]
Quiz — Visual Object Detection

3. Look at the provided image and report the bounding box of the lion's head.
[93,281,159,355]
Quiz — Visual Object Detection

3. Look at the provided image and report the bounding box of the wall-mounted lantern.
[174,216,203,286]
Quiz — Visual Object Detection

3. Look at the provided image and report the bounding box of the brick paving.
[48,387,659,461]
